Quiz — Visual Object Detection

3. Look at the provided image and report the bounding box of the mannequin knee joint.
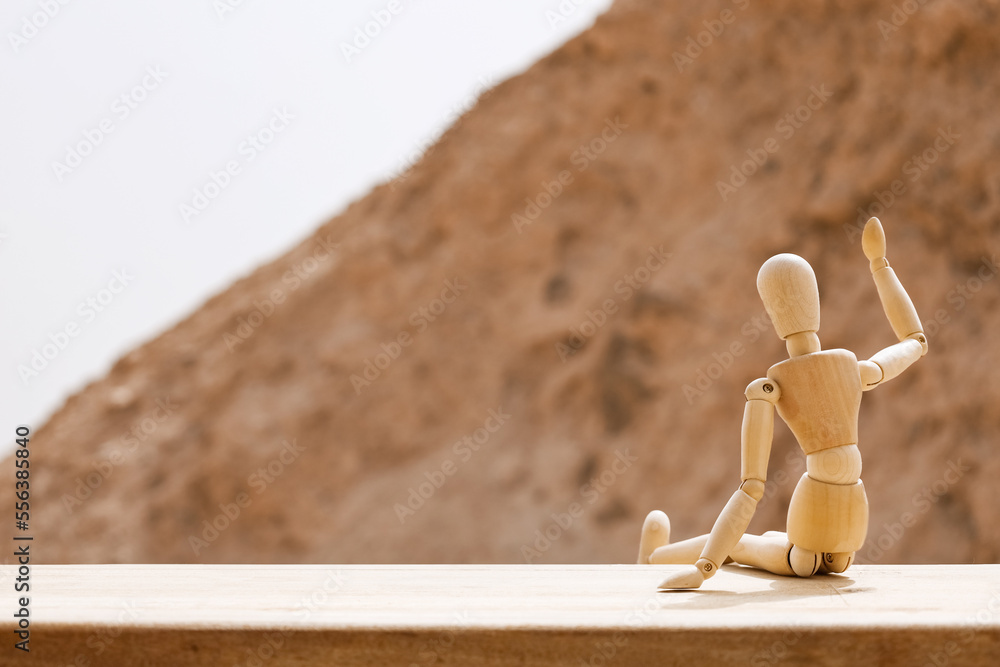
[789,545,821,577]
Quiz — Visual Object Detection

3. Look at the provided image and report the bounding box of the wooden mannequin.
[638,217,927,589]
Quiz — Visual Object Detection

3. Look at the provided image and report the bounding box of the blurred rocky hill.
[9,0,1000,565]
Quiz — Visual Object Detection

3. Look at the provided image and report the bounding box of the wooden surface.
[4,564,1000,665]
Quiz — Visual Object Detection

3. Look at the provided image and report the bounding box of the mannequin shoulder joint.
[745,377,780,403]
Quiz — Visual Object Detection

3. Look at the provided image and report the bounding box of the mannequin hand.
[658,565,706,590]
[862,217,888,271]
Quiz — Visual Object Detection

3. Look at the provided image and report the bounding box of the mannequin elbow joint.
[741,478,765,501]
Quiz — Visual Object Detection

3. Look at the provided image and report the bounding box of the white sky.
[0,0,613,456]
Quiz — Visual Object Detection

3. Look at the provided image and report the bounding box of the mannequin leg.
[638,510,671,564]
[648,534,709,564]
[651,531,810,578]
[729,532,796,576]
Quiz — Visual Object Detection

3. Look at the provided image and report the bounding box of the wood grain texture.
[786,474,869,553]
[4,565,999,666]
[868,338,925,384]
[740,394,774,483]
[756,253,820,339]
[766,349,862,454]
[872,266,926,340]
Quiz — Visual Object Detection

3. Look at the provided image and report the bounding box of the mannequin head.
[756,253,820,341]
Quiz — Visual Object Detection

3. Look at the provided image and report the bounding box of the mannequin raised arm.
[858,217,928,390]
